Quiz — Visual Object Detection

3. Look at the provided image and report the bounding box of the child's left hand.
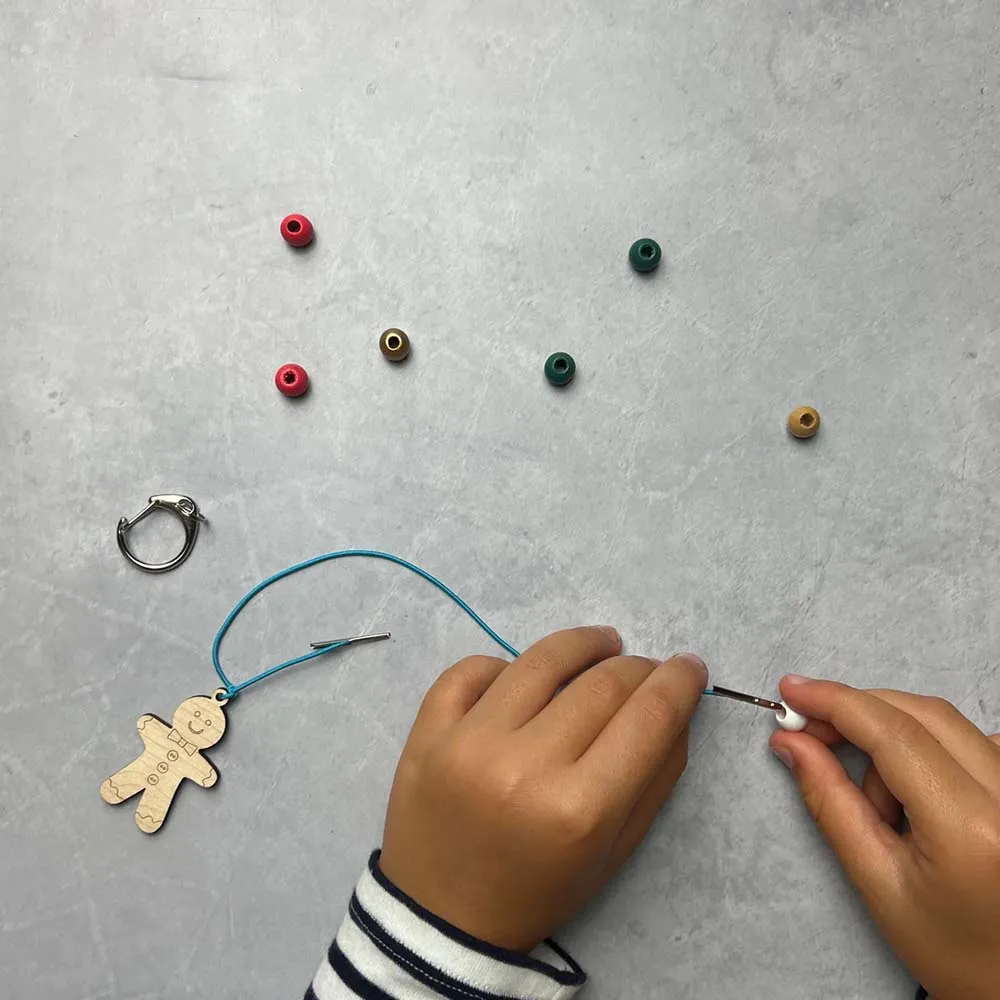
[379,626,708,952]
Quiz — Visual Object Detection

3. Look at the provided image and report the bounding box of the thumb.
[770,730,905,917]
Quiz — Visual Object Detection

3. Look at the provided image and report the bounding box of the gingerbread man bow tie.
[167,728,199,755]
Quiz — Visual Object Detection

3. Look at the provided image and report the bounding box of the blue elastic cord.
[211,549,521,699]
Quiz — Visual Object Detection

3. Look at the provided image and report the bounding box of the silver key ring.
[117,494,206,573]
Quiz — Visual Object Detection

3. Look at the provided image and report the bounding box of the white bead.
[775,701,808,731]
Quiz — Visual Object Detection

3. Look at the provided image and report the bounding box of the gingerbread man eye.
[205,719,212,726]
[194,710,201,718]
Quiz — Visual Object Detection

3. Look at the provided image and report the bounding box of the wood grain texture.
[100,693,227,834]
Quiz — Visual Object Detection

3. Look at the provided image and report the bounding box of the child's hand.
[379,626,708,952]
[770,677,1000,1000]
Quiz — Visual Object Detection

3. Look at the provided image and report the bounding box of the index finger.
[866,690,1000,797]
[575,653,708,814]
[779,676,994,835]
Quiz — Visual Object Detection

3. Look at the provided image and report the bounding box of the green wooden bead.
[629,238,662,273]
[544,352,576,386]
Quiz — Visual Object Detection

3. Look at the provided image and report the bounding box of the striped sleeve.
[305,850,586,1000]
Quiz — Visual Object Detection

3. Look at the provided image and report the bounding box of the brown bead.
[787,406,821,439]
[379,328,411,362]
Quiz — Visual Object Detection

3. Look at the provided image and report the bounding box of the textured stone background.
[2,1,998,997]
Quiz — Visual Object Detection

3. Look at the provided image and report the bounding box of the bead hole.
[287,220,301,233]
[800,413,814,427]
[387,335,401,350]
[554,359,568,372]
[640,244,654,258]
[284,371,296,383]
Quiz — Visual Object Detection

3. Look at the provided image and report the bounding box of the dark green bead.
[629,237,662,273]
[544,352,576,386]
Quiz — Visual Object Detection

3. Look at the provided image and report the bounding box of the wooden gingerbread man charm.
[100,692,227,833]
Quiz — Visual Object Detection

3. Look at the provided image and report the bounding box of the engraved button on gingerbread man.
[100,693,227,833]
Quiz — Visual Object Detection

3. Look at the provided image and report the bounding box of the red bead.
[274,363,309,397]
[280,213,314,248]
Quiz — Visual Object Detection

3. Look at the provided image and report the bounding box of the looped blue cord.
[211,549,521,700]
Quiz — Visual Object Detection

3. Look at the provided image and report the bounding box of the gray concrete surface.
[2,1,999,997]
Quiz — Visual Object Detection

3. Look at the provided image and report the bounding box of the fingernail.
[783,674,812,686]
[672,652,709,684]
[596,626,620,642]
[772,747,794,769]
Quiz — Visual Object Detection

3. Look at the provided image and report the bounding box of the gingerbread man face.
[171,696,226,749]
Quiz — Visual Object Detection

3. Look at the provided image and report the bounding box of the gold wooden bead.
[379,328,410,362]
[787,406,821,439]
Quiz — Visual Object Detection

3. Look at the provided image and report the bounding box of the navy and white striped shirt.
[306,852,586,1000]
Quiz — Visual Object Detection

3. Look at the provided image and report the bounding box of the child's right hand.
[770,676,1000,1000]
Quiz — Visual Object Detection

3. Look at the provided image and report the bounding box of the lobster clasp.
[117,494,206,573]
